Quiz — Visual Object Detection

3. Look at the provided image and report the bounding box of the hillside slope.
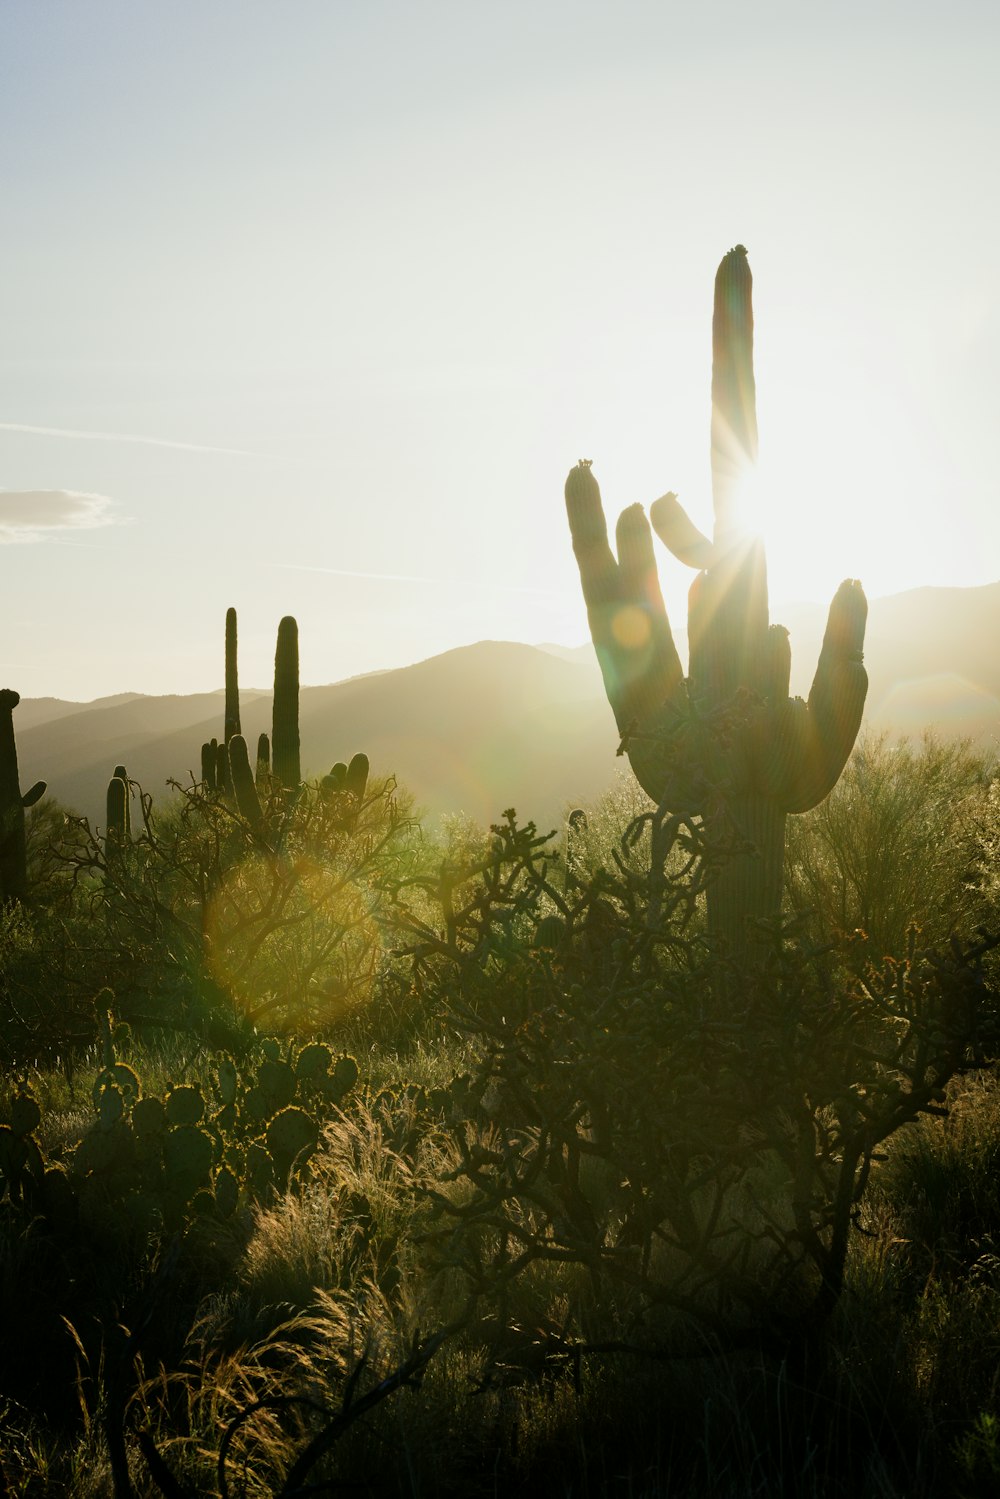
[12,582,1000,831]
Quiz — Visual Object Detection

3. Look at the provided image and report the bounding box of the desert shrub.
[45,770,423,1043]
[387,806,1000,1374]
[785,732,991,956]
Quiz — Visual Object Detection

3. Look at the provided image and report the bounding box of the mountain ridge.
[11,583,1000,832]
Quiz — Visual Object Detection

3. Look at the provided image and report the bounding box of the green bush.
[785,732,992,955]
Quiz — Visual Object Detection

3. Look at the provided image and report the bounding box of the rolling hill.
[11,582,1000,833]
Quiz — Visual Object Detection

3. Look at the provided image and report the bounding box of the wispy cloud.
[271,562,555,596]
[0,421,262,459]
[0,489,119,544]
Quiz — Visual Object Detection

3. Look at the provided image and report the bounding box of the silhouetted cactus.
[201,738,218,793]
[224,606,240,747]
[215,738,230,795]
[227,734,264,831]
[565,247,868,950]
[112,764,131,836]
[345,752,369,802]
[0,689,46,905]
[106,775,129,855]
[272,615,301,790]
[255,732,271,785]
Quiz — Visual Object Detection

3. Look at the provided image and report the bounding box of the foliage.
[785,732,992,955]
[387,807,1000,1369]
[46,768,420,1043]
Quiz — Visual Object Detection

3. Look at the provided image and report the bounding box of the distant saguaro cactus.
[0,689,46,905]
[227,734,264,832]
[201,738,218,793]
[255,732,271,786]
[112,764,131,837]
[106,774,129,859]
[224,606,241,747]
[565,247,868,950]
[272,615,301,790]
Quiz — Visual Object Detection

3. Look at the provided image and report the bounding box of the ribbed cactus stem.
[227,734,264,831]
[201,740,217,793]
[112,765,130,837]
[255,732,271,786]
[256,734,271,791]
[106,775,128,855]
[224,606,240,746]
[272,615,301,790]
[0,689,45,905]
[345,752,369,803]
[215,738,230,795]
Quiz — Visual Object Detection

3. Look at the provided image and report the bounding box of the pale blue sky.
[2,0,997,697]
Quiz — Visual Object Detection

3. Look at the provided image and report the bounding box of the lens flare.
[611,605,652,650]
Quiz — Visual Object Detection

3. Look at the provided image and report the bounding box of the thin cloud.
[0,489,119,544]
[0,421,275,460]
[271,562,555,596]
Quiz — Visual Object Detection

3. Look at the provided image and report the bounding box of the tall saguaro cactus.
[224,606,241,747]
[272,615,301,790]
[565,247,869,949]
[0,689,46,905]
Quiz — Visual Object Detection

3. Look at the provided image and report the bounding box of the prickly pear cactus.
[0,689,46,904]
[565,247,868,949]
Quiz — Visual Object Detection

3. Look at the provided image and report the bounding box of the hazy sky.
[2,0,997,699]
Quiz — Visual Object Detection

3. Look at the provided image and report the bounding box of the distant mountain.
[12,582,1000,833]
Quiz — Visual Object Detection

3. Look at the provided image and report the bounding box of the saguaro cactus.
[272,615,301,790]
[224,606,241,747]
[112,764,131,837]
[227,734,264,832]
[106,774,129,860]
[255,732,271,786]
[0,689,46,905]
[565,247,868,949]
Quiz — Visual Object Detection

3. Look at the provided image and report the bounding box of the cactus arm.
[565,462,684,736]
[228,734,264,831]
[345,752,369,802]
[755,580,868,813]
[22,781,46,808]
[649,492,715,570]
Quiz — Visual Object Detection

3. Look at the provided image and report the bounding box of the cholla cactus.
[0,689,46,905]
[565,247,868,949]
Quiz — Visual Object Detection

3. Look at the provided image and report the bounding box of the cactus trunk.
[224,606,240,746]
[0,690,45,906]
[272,616,301,790]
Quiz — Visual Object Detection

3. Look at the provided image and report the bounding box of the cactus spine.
[272,616,300,790]
[565,247,868,951]
[0,690,45,905]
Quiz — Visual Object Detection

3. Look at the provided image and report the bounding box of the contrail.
[271,562,555,596]
[0,421,267,460]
